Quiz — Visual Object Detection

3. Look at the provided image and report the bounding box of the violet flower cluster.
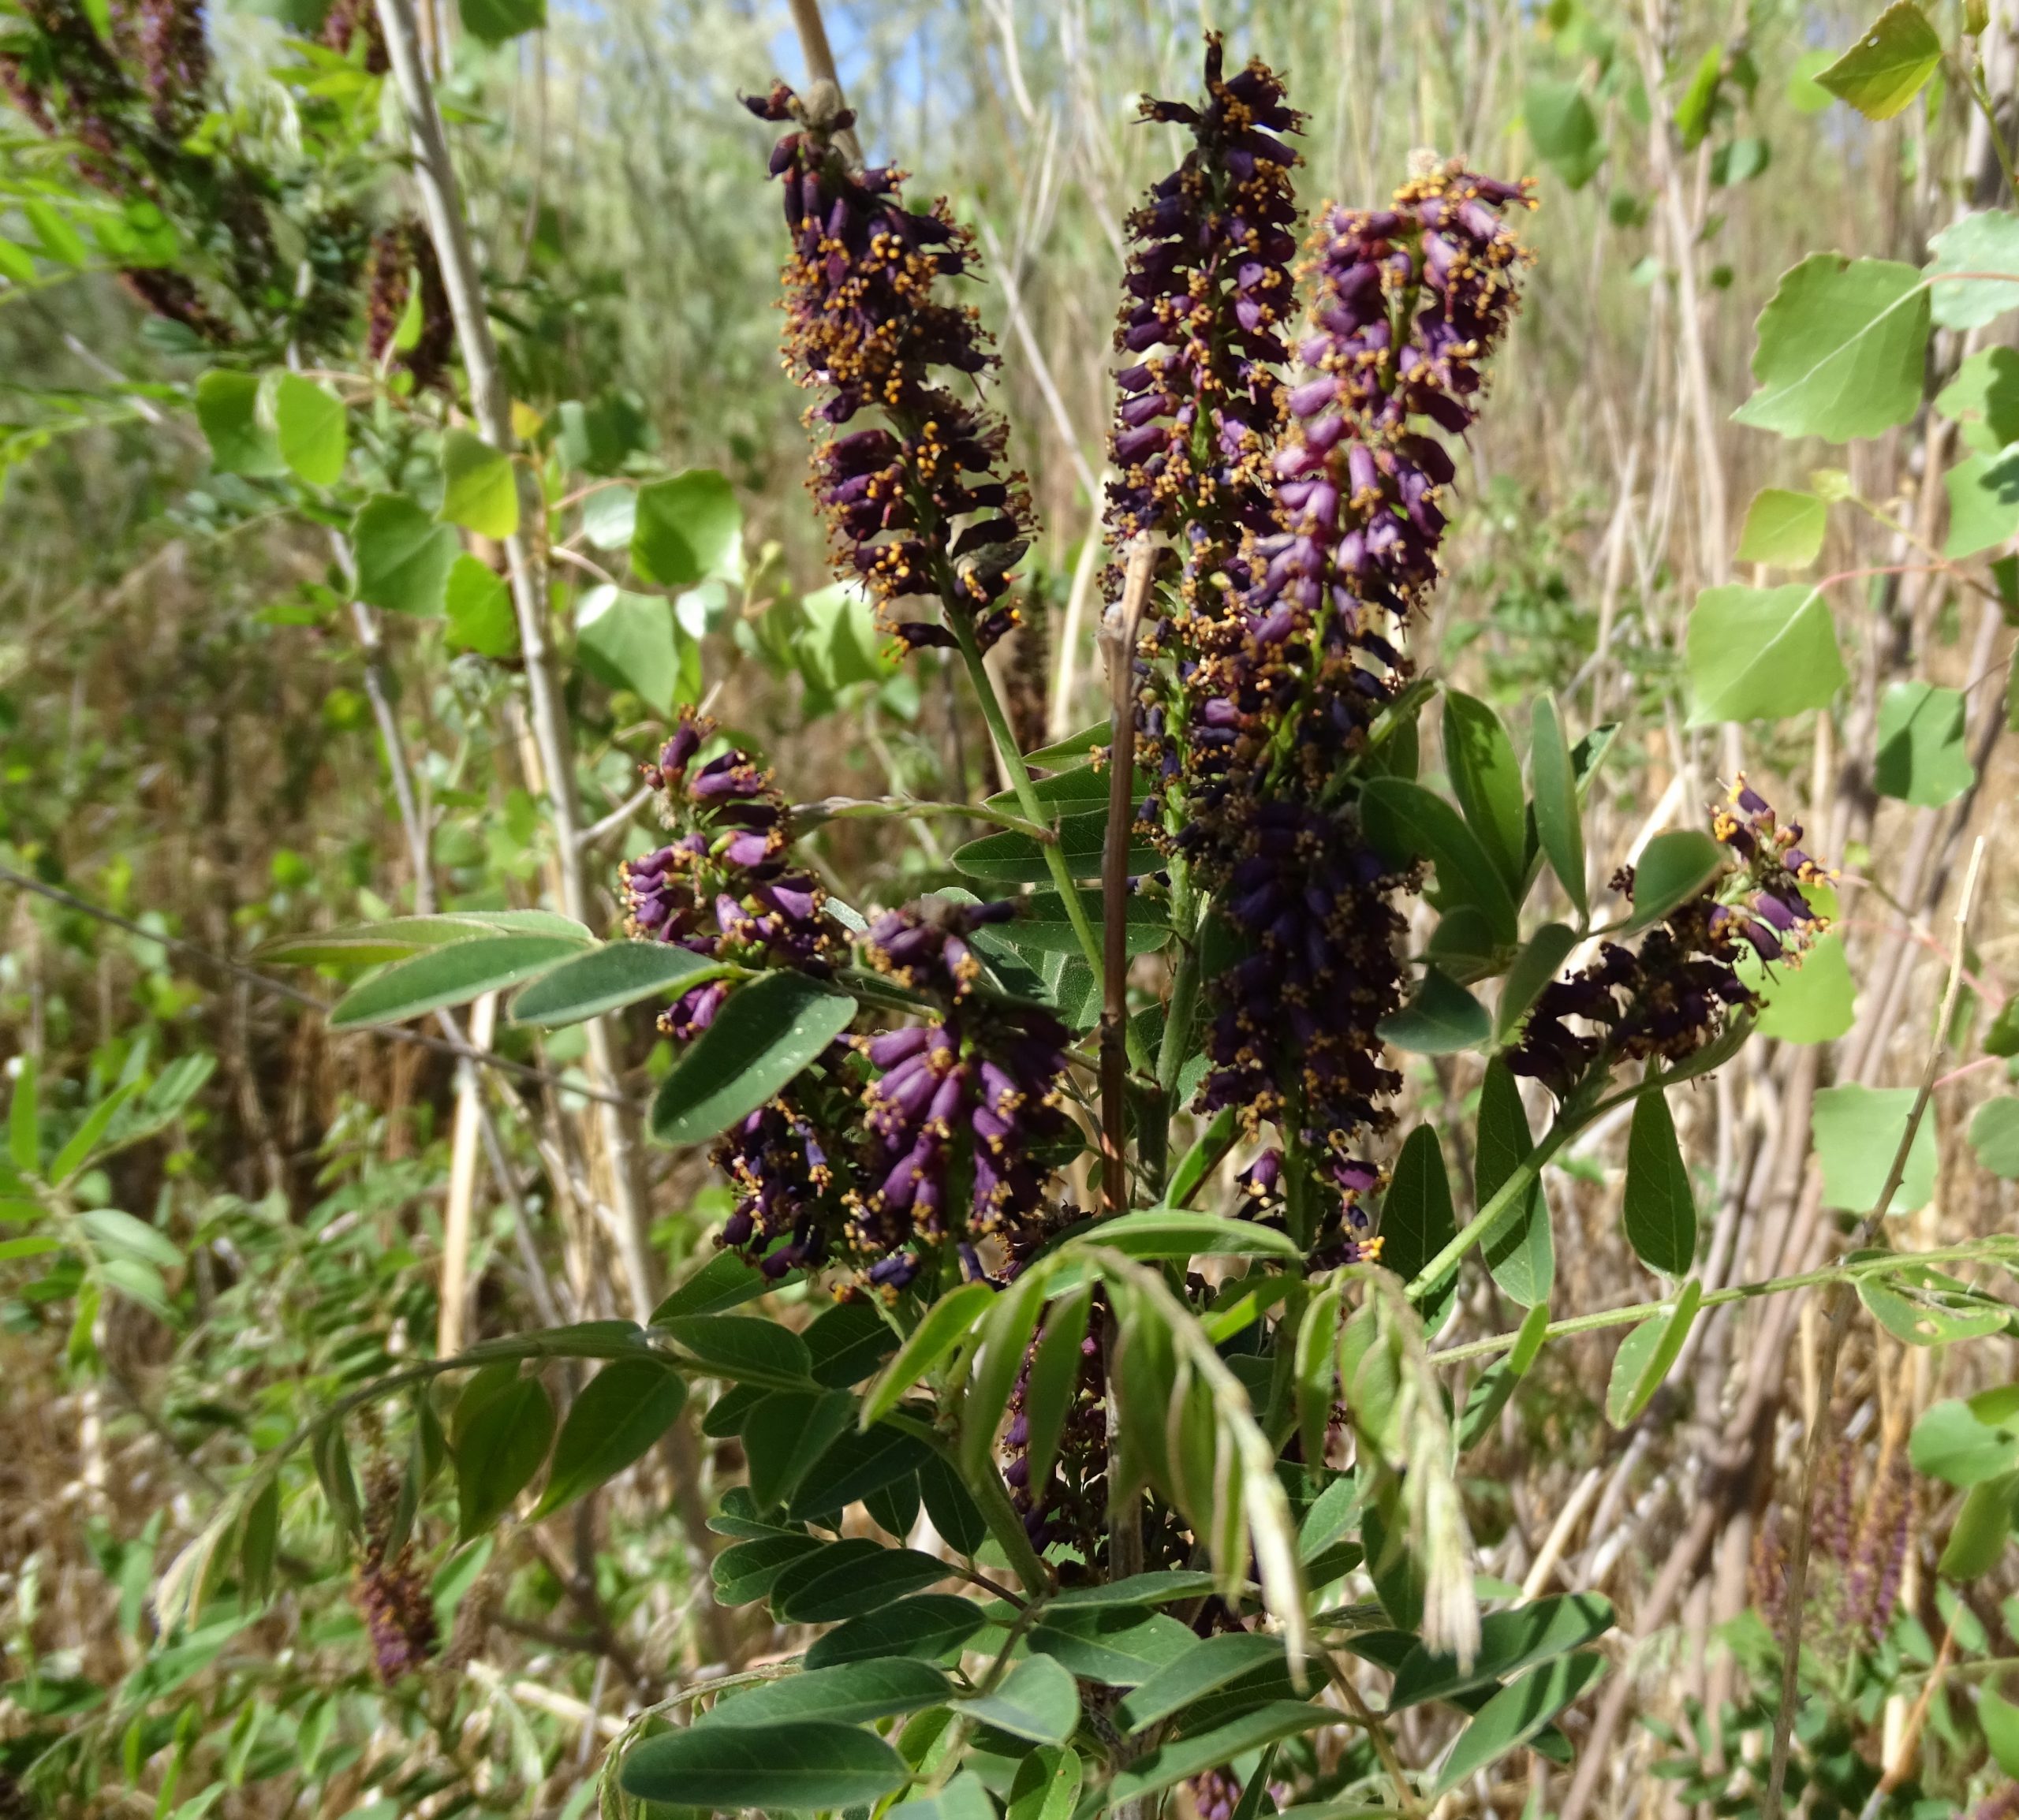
[851,904,1077,1287]
[1105,45,1533,1240]
[745,82,1036,656]
[1106,35,1301,591]
[1509,781,1833,1098]
[620,710,843,1042]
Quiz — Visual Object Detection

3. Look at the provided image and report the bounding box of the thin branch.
[1099,540,1155,1221]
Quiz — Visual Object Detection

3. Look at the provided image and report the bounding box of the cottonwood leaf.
[1875,681,1973,805]
[1685,584,1847,725]
[1812,1083,1939,1212]
[1928,210,2019,329]
[1731,254,1930,442]
[1736,487,1827,566]
[1815,2,1942,120]
[439,429,518,539]
[633,468,741,586]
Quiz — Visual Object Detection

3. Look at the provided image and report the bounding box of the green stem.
[944,1433,1053,1600]
[1155,863,1202,1110]
[1425,1237,2017,1368]
[950,615,1148,1075]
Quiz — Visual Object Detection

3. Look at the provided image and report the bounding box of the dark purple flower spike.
[745,82,1037,655]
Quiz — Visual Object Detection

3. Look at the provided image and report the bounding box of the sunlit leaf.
[1731,254,1930,442]
[1814,2,1942,120]
[1736,487,1826,567]
[620,1719,907,1810]
[1685,584,1847,725]
[650,973,857,1147]
[439,428,518,538]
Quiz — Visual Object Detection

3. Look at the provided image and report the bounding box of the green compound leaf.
[532,1359,686,1518]
[1913,1389,2019,1487]
[1604,1280,1701,1427]
[1685,584,1847,725]
[353,494,460,617]
[1496,922,1579,1042]
[1927,209,2019,330]
[1623,1089,1696,1277]
[1814,2,1942,121]
[509,941,728,1027]
[1939,1473,2018,1579]
[1360,777,1518,949]
[1388,1592,1614,1708]
[1875,681,1974,806]
[439,428,518,539]
[1092,1209,1304,1261]
[619,1720,908,1811]
[329,934,590,1028]
[770,1539,952,1622]
[953,811,1158,884]
[1735,487,1827,567]
[650,972,857,1147]
[453,1372,554,1540]
[1731,254,1930,442]
[1812,1083,1939,1213]
[633,468,742,586]
[1028,1606,1197,1687]
[268,372,345,487]
[1100,1703,1337,1811]
[659,1312,812,1386]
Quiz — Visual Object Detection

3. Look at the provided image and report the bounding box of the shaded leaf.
[1528,694,1586,916]
[577,586,685,717]
[1875,681,1974,806]
[619,1720,907,1810]
[1115,1633,1284,1732]
[788,1420,931,1519]
[1969,1096,2019,1178]
[1442,691,1525,891]
[1028,1606,1195,1687]
[771,1540,951,1621]
[1379,967,1490,1054]
[1912,1390,2019,1487]
[453,1374,554,1539]
[1623,1090,1696,1276]
[1523,78,1605,188]
[712,1533,823,1605]
[1102,1703,1335,1810]
[804,1594,987,1669]
[352,494,459,617]
[705,1658,952,1728]
[533,1360,686,1517]
[1623,831,1726,932]
[1390,1593,1614,1708]
[742,1389,857,1511]
[1379,1124,1457,1323]
[660,1313,812,1386]
[1360,778,1518,949]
